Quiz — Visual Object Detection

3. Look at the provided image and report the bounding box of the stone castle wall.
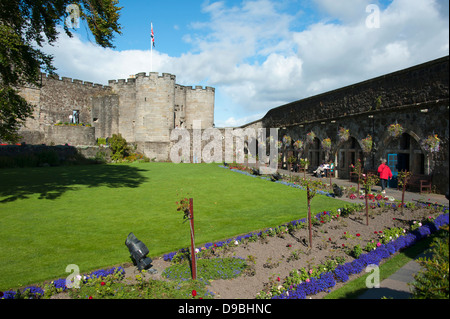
[243,56,449,194]
[262,56,448,128]
[18,73,112,145]
[16,71,215,160]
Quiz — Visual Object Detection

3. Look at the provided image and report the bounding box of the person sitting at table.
[313,162,329,178]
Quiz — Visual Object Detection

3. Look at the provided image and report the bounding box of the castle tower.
[106,72,215,160]
[108,72,176,143]
[109,72,215,143]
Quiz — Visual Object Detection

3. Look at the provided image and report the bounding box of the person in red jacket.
[378,159,393,193]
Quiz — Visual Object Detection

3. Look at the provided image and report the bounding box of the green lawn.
[0,162,346,290]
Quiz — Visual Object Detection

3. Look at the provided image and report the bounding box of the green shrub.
[351,244,363,258]
[411,225,449,299]
[97,137,107,146]
[109,133,130,161]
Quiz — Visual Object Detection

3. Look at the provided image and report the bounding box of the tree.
[0,0,122,142]
[306,180,319,248]
[361,172,379,226]
[397,170,412,215]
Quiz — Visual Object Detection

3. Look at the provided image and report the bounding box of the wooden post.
[189,198,197,280]
[329,168,332,189]
[365,187,369,226]
[357,165,361,195]
[307,185,312,248]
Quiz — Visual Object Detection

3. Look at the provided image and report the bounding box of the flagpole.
[150,22,153,72]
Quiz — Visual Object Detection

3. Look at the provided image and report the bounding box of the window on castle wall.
[313,138,320,149]
[416,154,425,175]
[72,110,79,124]
[350,137,356,149]
[350,152,356,167]
[339,151,345,169]
[400,133,410,150]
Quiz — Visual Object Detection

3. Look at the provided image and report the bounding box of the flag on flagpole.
[151,22,155,47]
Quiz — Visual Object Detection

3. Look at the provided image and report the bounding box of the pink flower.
[376,242,381,247]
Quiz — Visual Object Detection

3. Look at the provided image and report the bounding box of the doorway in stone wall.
[337,136,363,179]
[384,132,426,184]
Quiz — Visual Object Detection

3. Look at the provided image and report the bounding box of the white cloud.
[40,0,449,127]
[314,0,375,24]
[216,112,266,128]
[290,0,449,95]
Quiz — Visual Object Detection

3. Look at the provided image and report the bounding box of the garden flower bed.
[1,201,447,299]
[201,201,448,299]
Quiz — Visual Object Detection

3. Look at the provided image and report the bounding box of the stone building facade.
[242,56,449,194]
[16,72,215,160]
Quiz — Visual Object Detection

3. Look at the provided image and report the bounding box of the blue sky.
[44,0,449,127]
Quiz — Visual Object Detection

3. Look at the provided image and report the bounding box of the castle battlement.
[41,73,111,90]
[175,84,215,92]
[108,72,177,86]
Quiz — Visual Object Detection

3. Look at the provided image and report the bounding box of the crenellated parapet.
[41,73,112,90]
[108,72,177,86]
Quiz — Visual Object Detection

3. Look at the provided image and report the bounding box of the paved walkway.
[356,252,428,299]
[277,168,448,299]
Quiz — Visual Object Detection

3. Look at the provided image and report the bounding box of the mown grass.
[0,162,346,290]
